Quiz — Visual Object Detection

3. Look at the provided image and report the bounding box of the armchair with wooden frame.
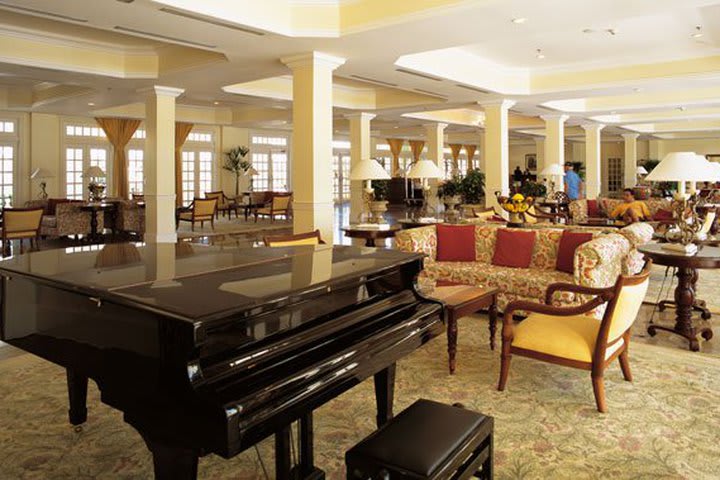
[522,200,569,225]
[1,207,44,256]
[205,191,239,220]
[254,192,292,223]
[263,229,325,247]
[176,198,217,231]
[498,261,652,413]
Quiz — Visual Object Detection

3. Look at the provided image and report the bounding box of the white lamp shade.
[708,161,720,181]
[540,163,565,176]
[349,158,391,181]
[30,168,54,179]
[84,166,106,178]
[645,152,713,182]
[407,160,444,179]
[245,166,259,176]
[636,165,648,175]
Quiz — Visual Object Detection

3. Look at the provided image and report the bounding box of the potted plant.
[520,181,547,200]
[369,179,389,223]
[459,169,485,216]
[222,146,250,197]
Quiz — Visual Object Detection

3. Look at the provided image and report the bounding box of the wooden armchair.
[177,198,217,231]
[522,201,569,224]
[498,261,652,413]
[263,229,325,247]
[205,191,238,220]
[1,207,44,256]
[254,192,292,222]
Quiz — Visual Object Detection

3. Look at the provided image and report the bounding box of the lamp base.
[661,243,698,254]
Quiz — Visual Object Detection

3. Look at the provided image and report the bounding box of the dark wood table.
[79,203,116,242]
[397,219,441,229]
[424,281,498,373]
[638,243,720,351]
[343,224,401,247]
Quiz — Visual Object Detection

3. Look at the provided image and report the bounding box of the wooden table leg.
[365,238,376,247]
[66,369,88,430]
[447,313,458,374]
[488,298,498,351]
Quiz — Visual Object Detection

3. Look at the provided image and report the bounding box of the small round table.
[80,203,116,242]
[638,244,720,351]
[342,225,401,247]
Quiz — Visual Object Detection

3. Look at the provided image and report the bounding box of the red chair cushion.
[491,229,536,268]
[587,199,601,217]
[556,231,594,273]
[653,209,674,221]
[436,224,476,262]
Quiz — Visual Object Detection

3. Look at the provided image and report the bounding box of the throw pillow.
[556,231,594,273]
[587,199,601,217]
[491,229,536,268]
[653,209,674,221]
[436,224,476,262]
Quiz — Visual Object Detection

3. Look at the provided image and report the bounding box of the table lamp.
[244,166,259,192]
[407,159,444,218]
[84,166,106,202]
[636,165,648,184]
[539,163,565,197]
[30,168,54,200]
[349,158,391,223]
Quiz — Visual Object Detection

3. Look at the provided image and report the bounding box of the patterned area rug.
[1,316,719,480]
[646,263,720,314]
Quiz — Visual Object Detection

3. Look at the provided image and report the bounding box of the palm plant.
[222,146,251,196]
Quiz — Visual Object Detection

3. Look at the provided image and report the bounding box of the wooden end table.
[424,281,498,374]
[80,203,116,242]
[343,225,401,247]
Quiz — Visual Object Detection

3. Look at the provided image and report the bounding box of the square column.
[424,123,447,209]
[346,112,375,222]
[144,86,184,244]
[282,52,346,244]
[541,114,569,191]
[481,100,515,209]
[622,133,639,188]
[582,123,605,199]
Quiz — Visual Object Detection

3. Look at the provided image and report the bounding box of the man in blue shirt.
[564,163,584,200]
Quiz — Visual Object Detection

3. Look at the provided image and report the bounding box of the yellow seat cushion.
[178,212,193,220]
[256,207,272,215]
[513,313,622,363]
[268,237,319,247]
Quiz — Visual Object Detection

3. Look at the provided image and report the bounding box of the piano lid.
[0,242,423,322]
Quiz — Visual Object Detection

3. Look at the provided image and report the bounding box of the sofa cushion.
[556,231,594,274]
[653,208,674,221]
[587,199,601,217]
[41,216,57,228]
[492,229,536,268]
[436,224,475,261]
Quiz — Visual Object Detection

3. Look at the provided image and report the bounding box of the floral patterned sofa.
[396,223,651,314]
[569,197,672,223]
[25,198,99,238]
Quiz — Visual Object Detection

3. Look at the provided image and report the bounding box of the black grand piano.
[0,242,443,479]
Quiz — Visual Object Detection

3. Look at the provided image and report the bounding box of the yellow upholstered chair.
[177,198,217,231]
[254,193,292,223]
[205,191,238,220]
[498,261,652,412]
[263,229,325,247]
[1,208,44,256]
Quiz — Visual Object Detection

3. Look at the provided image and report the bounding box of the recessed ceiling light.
[606,28,618,36]
[213,101,220,105]
[582,28,596,34]
[633,87,643,92]
[678,106,687,111]
[87,102,95,106]
[536,49,545,59]
[511,17,527,24]
[691,25,703,38]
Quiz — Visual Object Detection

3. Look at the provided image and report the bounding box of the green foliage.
[371,179,389,201]
[437,176,462,198]
[519,181,547,198]
[642,159,675,195]
[459,169,485,204]
[223,146,251,174]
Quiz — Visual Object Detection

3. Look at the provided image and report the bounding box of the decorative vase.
[369,200,388,224]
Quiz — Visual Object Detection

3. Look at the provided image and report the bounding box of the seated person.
[610,188,651,223]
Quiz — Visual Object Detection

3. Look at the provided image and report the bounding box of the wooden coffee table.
[343,224,401,247]
[425,281,499,374]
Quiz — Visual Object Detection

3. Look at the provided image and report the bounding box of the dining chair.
[1,207,44,256]
[263,229,325,247]
[254,193,292,223]
[177,198,218,231]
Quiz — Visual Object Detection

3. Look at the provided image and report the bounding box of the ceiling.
[1,0,720,143]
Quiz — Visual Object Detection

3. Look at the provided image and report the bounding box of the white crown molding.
[478,99,516,110]
[344,112,376,121]
[136,86,185,98]
[540,114,569,122]
[281,52,346,70]
[581,123,606,131]
[621,132,640,139]
[0,54,155,79]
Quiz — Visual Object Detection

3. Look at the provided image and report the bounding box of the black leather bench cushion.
[347,399,485,477]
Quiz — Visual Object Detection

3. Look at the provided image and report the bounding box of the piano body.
[0,242,443,479]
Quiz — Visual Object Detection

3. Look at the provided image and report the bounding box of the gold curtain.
[464,144,478,170]
[409,140,425,163]
[174,122,194,206]
[386,138,404,177]
[449,144,463,175]
[95,117,142,199]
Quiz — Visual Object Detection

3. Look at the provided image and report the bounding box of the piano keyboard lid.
[0,243,424,322]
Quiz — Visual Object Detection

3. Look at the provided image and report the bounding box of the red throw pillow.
[587,199,601,217]
[556,231,594,273]
[491,229,536,268]
[653,209,674,221]
[436,224,476,262]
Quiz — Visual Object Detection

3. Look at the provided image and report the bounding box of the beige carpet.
[177,217,290,240]
[1,315,718,479]
[646,263,720,314]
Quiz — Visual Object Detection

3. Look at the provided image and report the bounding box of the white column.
[534,136,545,173]
[541,114,569,191]
[482,100,515,209]
[622,133,639,188]
[424,123,447,210]
[582,123,605,199]
[144,85,184,244]
[282,52,346,244]
[477,130,486,173]
[346,112,375,222]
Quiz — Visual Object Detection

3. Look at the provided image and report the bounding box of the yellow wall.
[653,138,720,159]
[29,113,61,200]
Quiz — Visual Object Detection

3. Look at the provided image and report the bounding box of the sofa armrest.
[619,222,654,247]
[574,233,630,288]
[56,203,100,236]
[568,200,588,223]
[394,225,437,262]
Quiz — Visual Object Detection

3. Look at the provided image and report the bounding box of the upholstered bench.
[346,399,494,479]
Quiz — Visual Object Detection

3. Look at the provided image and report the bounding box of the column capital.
[423,122,448,130]
[478,99,516,110]
[540,113,569,123]
[281,51,346,71]
[581,123,605,132]
[344,112,376,121]
[621,132,640,140]
[138,86,185,98]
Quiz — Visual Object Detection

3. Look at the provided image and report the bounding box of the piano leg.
[142,435,199,480]
[373,363,396,428]
[275,425,292,480]
[276,416,325,480]
[66,369,88,430]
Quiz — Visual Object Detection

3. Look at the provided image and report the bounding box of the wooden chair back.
[3,208,44,236]
[264,229,324,247]
[271,193,292,212]
[193,198,217,218]
[205,191,227,207]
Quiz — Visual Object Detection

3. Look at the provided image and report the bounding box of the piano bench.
[345,399,494,480]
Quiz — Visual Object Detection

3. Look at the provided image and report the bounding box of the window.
[132,129,146,139]
[128,149,144,195]
[65,148,84,199]
[250,133,290,192]
[252,135,287,146]
[606,157,622,193]
[0,145,13,206]
[180,129,215,205]
[63,123,112,200]
[182,151,196,205]
[65,125,106,138]
[253,152,269,191]
[187,132,212,143]
[332,153,351,202]
[0,121,14,133]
